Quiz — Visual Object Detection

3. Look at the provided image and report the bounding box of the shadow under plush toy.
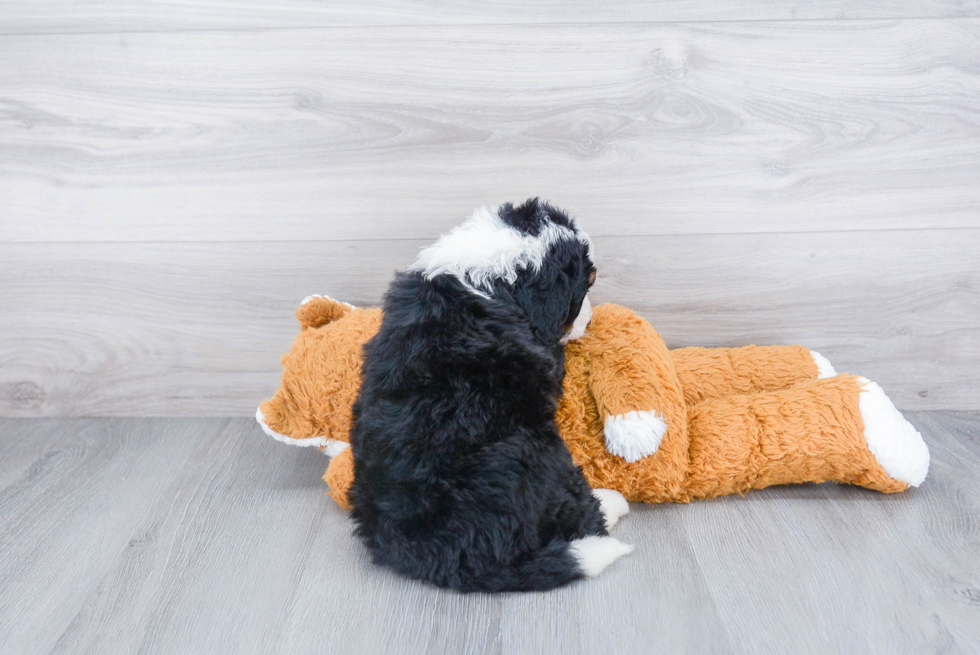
[257,295,929,509]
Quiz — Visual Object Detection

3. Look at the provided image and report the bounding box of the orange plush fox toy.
[257,295,929,510]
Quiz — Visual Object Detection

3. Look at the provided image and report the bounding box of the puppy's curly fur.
[349,199,630,592]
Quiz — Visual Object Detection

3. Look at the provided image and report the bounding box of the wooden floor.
[1,413,977,654]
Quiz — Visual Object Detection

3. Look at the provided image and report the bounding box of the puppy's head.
[409,198,596,345]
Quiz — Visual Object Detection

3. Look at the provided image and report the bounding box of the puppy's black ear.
[498,198,574,236]
[511,236,591,345]
[512,266,575,345]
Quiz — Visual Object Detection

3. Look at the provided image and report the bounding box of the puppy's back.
[350,200,631,591]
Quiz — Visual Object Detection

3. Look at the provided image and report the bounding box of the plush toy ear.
[295,294,356,330]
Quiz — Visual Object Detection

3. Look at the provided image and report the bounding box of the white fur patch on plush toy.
[255,407,350,458]
[604,410,667,463]
[569,535,634,577]
[857,378,930,487]
[592,488,629,531]
[810,350,837,378]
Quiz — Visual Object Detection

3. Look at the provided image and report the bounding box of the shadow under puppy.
[350,198,632,592]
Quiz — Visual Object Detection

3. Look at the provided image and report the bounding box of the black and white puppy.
[349,198,632,593]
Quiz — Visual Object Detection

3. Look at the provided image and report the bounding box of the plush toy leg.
[680,374,927,501]
[671,344,834,407]
[324,447,355,510]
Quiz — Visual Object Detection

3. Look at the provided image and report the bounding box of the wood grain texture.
[46,419,335,655]
[0,418,213,654]
[2,20,979,242]
[1,229,976,417]
[2,1,978,34]
[0,414,977,654]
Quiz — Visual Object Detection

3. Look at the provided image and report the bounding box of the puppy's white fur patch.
[810,350,837,378]
[857,378,930,486]
[592,488,629,530]
[409,205,592,296]
[604,410,667,462]
[569,535,634,577]
[255,407,350,457]
[560,295,592,344]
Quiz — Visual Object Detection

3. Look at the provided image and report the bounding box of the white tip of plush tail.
[857,378,930,487]
[810,350,838,378]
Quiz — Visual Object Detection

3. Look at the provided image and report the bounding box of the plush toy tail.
[296,294,356,330]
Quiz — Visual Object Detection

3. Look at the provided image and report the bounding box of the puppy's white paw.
[810,350,838,378]
[592,488,629,531]
[857,378,930,486]
[569,536,634,578]
[604,410,667,463]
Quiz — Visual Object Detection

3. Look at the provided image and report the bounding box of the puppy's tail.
[458,536,633,593]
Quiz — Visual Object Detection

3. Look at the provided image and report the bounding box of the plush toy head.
[256,296,379,453]
[256,296,383,509]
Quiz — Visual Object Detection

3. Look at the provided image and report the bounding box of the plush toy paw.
[324,448,355,510]
[810,350,838,378]
[592,488,629,530]
[604,410,667,463]
[569,536,634,577]
[857,377,930,487]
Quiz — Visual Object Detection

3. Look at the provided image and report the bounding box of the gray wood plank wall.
[2,2,978,34]
[1,4,978,416]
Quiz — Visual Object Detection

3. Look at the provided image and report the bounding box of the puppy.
[349,198,632,592]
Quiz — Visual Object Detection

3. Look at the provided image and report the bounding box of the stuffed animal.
[257,295,929,509]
